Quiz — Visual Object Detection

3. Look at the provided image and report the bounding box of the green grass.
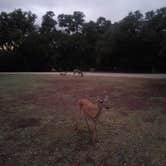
[0,74,166,166]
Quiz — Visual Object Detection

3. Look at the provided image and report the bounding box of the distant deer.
[73,69,84,77]
[75,95,109,145]
[59,72,67,76]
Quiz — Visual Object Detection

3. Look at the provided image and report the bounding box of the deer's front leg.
[87,120,97,145]
[92,121,98,144]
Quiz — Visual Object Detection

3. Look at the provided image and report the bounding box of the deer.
[73,69,84,77]
[59,72,67,76]
[75,95,109,145]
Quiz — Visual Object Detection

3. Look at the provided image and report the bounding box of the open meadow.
[0,73,166,166]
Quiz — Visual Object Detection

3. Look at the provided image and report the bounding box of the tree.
[58,11,85,34]
[0,9,37,71]
[0,9,36,52]
[96,17,111,33]
[73,11,85,33]
[40,11,57,33]
[0,8,166,72]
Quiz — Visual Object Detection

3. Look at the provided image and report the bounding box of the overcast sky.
[0,0,166,23]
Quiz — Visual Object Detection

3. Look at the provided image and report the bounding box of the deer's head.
[97,95,110,110]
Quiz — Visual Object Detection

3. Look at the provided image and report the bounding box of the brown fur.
[75,96,109,145]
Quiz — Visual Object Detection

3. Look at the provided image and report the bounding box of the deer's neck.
[95,104,103,120]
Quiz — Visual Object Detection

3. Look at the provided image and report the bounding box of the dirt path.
[1,72,166,79]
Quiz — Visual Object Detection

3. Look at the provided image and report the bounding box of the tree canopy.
[0,7,166,72]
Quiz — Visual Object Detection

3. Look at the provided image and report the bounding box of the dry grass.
[0,74,166,166]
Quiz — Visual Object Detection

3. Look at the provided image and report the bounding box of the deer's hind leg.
[74,109,84,132]
[85,118,91,135]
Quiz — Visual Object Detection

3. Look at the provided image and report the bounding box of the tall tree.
[58,11,85,34]
[0,9,36,52]
[40,11,57,33]
[0,7,166,72]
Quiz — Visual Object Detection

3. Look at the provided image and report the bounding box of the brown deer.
[59,72,67,76]
[75,95,109,144]
[73,69,84,77]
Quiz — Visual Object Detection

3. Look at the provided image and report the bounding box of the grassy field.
[0,74,166,166]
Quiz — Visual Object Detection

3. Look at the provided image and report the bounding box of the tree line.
[0,7,166,72]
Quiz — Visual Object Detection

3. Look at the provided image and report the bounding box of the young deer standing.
[59,72,67,76]
[75,95,109,144]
